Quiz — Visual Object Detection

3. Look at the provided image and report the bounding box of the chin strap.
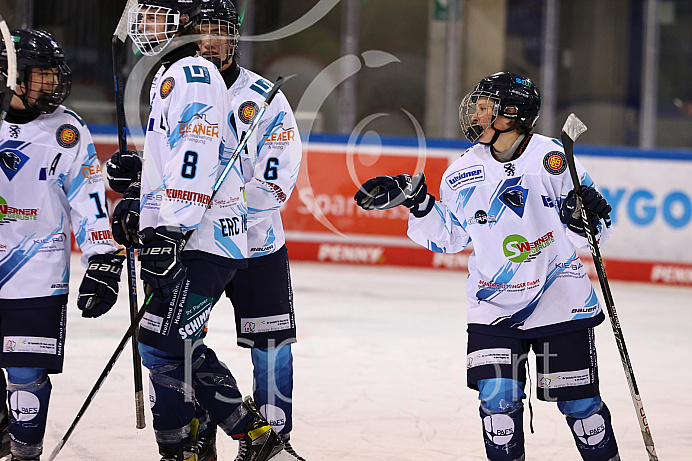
[482,120,520,147]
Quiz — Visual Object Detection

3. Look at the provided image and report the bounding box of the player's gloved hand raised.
[77,253,126,318]
[107,150,142,193]
[112,175,140,248]
[354,172,434,217]
[139,226,186,298]
[560,185,612,236]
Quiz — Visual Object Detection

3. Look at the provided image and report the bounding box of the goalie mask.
[128,0,203,56]
[0,29,71,114]
[459,72,541,145]
[195,0,240,69]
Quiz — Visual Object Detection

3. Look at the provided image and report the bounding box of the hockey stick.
[111,0,145,430]
[0,14,17,130]
[48,75,286,460]
[561,113,658,461]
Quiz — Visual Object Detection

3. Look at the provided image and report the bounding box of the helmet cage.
[0,30,72,114]
[18,64,71,114]
[128,4,182,56]
[197,17,238,69]
[459,90,502,143]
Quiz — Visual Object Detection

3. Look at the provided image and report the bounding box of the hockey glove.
[560,185,612,236]
[354,172,434,217]
[107,150,142,193]
[77,253,126,318]
[139,226,187,298]
[112,176,141,248]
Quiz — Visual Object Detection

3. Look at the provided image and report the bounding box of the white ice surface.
[36,255,692,460]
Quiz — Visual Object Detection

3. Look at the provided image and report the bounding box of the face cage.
[458,90,501,143]
[20,65,71,114]
[128,4,181,56]
[198,18,239,69]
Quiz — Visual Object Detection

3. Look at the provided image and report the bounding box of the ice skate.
[190,418,216,461]
[232,397,284,461]
[158,442,197,461]
[278,434,305,461]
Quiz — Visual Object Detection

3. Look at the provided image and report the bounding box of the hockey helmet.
[195,0,240,69]
[0,29,71,114]
[459,72,541,143]
[128,0,204,56]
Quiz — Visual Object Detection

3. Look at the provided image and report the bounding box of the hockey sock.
[563,400,619,461]
[139,345,196,447]
[479,402,525,461]
[251,344,293,435]
[189,347,248,435]
[6,368,51,460]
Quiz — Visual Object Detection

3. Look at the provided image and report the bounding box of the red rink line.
[285,239,692,287]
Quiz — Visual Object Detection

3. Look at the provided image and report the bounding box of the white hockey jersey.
[142,55,247,259]
[0,107,117,300]
[226,67,302,258]
[408,134,612,337]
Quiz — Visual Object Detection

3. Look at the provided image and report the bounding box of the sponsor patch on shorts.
[537,369,591,388]
[241,314,292,334]
[467,348,512,368]
[141,312,164,333]
[3,336,57,355]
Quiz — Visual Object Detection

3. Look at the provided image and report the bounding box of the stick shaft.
[561,115,658,460]
[112,25,146,430]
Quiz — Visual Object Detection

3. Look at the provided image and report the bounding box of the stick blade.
[114,0,138,42]
[561,113,587,142]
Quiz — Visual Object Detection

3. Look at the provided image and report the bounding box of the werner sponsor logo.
[445,165,485,189]
[0,197,38,222]
[317,244,384,264]
[166,188,211,205]
[242,314,291,334]
[503,231,555,263]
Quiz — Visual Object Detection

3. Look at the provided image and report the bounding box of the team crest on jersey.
[160,77,175,99]
[0,140,31,180]
[56,124,79,148]
[543,151,567,175]
[239,101,259,124]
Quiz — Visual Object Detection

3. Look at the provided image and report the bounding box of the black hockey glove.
[139,226,187,298]
[77,253,126,318]
[112,176,141,248]
[354,172,434,217]
[560,185,612,236]
[107,150,142,193]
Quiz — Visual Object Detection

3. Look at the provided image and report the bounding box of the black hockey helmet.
[195,0,240,69]
[128,0,204,56]
[0,29,71,114]
[459,72,541,143]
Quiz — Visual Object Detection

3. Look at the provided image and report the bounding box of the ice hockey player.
[189,1,304,459]
[107,1,285,460]
[354,72,620,460]
[0,29,124,460]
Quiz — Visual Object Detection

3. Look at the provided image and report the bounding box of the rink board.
[91,132,692,287]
